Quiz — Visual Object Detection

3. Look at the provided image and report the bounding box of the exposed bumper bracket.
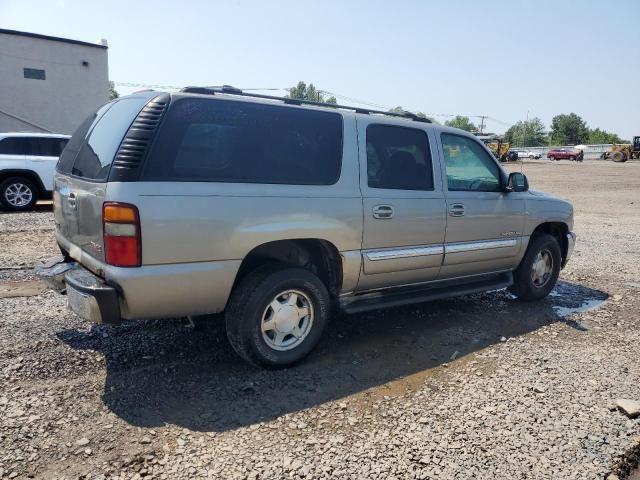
[65,267,121,325]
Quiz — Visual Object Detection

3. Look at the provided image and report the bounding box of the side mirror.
[506,172,529,192]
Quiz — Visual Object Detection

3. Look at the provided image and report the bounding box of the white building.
[0,29,109,134]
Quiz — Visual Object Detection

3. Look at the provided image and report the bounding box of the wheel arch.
[232,238,343,299]
[0,169,47,195]
[530,222,569,267]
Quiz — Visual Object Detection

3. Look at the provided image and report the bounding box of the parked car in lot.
[511,150,542,160]
[0,132,70,211]
[37,88,576,368]
[547,148,579,161]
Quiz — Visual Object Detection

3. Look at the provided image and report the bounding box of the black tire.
[225,264,331,368]
[611,151,628,163]
[549,156,555,161]
[0,177,39,212]
[509,234,561,301]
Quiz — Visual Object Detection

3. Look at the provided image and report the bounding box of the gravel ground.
[0,159,639,479]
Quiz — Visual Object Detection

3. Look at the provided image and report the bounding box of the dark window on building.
[71,97,148,180]
[143,98,343,185]
[0,137,28,155]
[24,68,46,80]
[366,124,433,190]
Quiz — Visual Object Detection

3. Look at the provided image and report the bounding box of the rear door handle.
[372,205,394,219]
[448,203,465,217]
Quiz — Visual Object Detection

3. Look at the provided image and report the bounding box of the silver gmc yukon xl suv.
[38,87,576,367]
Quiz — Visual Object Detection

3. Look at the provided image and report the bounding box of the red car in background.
[547,148,579,160]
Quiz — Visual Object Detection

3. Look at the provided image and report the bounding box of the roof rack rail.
[179,85,431,123]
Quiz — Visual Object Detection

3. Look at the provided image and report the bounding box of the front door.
[357,120,447,291]
[437,131,526,279]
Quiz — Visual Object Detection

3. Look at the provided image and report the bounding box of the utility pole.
[479,115,487,134]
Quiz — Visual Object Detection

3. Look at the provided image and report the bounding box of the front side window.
[144,98,343,185]
[0,137,28,155]
[366,124,433,190]
[441,133,501,192]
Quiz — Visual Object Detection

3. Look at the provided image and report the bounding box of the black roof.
[0,28,107,49]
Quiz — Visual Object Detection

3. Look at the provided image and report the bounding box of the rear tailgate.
[54,92,164,265]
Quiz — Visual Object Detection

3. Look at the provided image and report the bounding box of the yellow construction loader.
[475,134,515,162]
[600,136,640,162]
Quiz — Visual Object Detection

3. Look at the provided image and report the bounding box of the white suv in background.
[515,150,542,159]
[0,132,70,211]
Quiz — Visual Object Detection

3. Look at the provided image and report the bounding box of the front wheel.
[225,264,330,368]
[509,234,561,301]
[549,156,555,161]
[0,177,39,211]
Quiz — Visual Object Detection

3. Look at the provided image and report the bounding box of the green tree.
[504,118,547,147]
[287,81,335,103]
[588,128,625,144]
[108,80,119,100]
[444,116,477,132]
[388,106,438,123]
[549,113,589,145]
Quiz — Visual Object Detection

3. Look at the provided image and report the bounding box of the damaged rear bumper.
[35,256,121,325]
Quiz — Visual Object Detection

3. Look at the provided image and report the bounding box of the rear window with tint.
[71,98,149,180]
[143,98,343,185]
[57,97,149,180]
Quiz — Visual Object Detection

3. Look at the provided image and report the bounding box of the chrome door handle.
[448,203,465,217]
[372,205,394,219]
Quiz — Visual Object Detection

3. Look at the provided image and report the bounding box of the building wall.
[0,32,109,134]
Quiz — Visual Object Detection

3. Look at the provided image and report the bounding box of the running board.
[340,272,513,314]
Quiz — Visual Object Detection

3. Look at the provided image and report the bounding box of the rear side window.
[366,124,433,190]
[36,138,68,156]
[143,98,343,185]
[0,137,28,155]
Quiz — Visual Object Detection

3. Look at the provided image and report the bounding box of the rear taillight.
[103,202,141,267]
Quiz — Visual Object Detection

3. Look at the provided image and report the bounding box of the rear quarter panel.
[102,114,363,317]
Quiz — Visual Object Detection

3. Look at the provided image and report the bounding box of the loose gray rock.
[615,399,640,419]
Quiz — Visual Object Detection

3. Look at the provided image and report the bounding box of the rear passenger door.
[357,120,446,291]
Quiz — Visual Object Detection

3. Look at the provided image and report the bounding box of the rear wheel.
[225,264,330,368]
[611,151,628,163]
[0,177,39,212]
[509,234,561,301]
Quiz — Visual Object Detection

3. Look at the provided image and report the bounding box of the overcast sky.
[2,0,639,138]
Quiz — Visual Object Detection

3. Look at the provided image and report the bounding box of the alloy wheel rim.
[5,183,33,207]
[531,249,553,287]
[261,289,314,351]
